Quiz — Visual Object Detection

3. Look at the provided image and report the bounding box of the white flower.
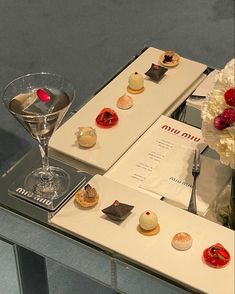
[201,59,235,168]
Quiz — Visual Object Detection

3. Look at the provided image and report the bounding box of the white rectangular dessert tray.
[49,47,207,171]
[51,175,234,294]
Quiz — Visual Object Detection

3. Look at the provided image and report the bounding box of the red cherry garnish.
[224,88,235,106]
[36,88,51,103]
[146,211,150,215]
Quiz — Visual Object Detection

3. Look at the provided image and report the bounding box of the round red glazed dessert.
[203,243,230,268]
[96,108,119,128]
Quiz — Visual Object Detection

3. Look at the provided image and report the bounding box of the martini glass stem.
[39,140,52,181]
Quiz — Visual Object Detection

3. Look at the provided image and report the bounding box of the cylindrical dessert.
[138,210,160,236]
[127,72,144,94]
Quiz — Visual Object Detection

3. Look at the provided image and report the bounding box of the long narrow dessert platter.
[51,175,234,294]
[49,47,207,171]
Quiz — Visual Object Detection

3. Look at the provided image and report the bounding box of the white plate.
[49,47,206,171]
[51,175,234,294]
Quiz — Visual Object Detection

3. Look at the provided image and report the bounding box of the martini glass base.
[24,166,70,200]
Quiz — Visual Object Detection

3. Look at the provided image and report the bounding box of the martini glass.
[3,72,75,199]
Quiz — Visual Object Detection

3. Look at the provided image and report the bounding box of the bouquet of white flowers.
[201,59,235,168]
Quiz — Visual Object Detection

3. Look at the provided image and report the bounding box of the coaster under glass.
[8,158,88,212]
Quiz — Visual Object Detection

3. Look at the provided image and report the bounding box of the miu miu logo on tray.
[15,187,52,206]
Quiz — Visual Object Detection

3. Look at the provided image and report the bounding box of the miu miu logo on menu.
[161,125,201,142]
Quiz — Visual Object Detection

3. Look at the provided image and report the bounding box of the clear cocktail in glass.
[3,72,75,199]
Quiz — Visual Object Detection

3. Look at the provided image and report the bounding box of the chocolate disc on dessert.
[102,200,134,221]
[145,64,168,82]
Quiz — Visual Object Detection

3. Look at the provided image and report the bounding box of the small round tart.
[75,185,99,208]
[138,224,160,236]
[172,232,193,251]
[159,51,180,67]
[117,94,134,109]
[76,127,97,148]
[127,72,144,94]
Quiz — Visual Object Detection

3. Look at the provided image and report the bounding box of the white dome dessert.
[127,72,144,94]
[139,210,158,231]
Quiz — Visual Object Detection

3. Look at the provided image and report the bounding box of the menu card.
[140,145,231,215]
[105,115,207,199]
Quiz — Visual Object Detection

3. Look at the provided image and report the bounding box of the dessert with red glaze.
[96,108,119,128]
[203,243,230,268]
